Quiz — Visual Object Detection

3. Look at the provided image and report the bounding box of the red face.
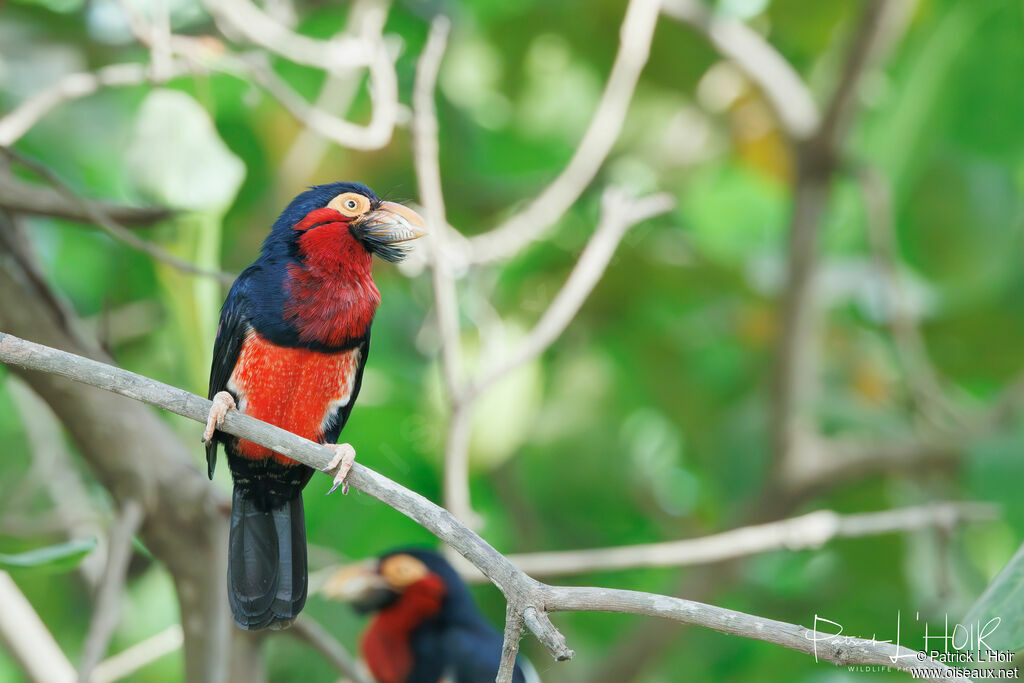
[280,193,426,348]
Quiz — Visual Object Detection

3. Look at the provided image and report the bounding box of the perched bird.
[202,183,426,630]
[324,548,537,683]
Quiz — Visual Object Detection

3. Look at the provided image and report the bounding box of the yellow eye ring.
[328,192,371,218]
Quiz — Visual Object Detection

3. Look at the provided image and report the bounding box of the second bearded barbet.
[325,548,538,683]
[202,183,426,630]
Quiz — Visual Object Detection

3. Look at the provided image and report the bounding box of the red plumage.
[285,216,380,348]
[228,332,362,465]
[361,575,447,683]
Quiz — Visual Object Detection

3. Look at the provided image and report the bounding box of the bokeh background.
[2,0,1024,681]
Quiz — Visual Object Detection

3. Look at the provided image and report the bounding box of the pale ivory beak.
[355,201,428,244]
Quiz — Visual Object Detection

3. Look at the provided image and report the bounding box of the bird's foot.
[202,391,236,444]
[322,443,356,496]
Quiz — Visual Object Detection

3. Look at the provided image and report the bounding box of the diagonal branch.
[0,571,77,683]
[0,62,190,147]
[289,617,371,683]
[466,188,674,405]
[0,332,953,682]
[0,173,171,227]
[544,586,949,679]
[660,0,820,140]
[459,502,997,581]
[857,164,962,425]
[200,0,376,71]
[78,500,145,683]
[466,0,663,265]
[0,148,234,284]
[90,625,183,683]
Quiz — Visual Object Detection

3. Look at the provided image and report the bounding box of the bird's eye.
[328,192,371,218]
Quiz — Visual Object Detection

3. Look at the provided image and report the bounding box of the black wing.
[206,268,256,478]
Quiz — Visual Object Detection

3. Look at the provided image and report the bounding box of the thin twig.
[660,0,820,140]
[0,332,954,680]
[243,47,398,151]
[277,0,392,187]
[200,0,376,70]
[0,148,234,284]
[0,571,77,683]
[857,164,962,426]
[78,499,145,683]
[90,625,183,683]
[409,15,483,527]
[458,502,997,581]
[0,172,171,226]
[0,62,189,146]
[466,0,663,265]
[289,617,372,683]
[466,188,674,404]
[413,15,461,400]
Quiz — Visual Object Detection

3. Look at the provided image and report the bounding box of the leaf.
[0,538,98,572]
[126,89,246,211]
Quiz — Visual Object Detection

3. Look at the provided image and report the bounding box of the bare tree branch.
[0,148,234,284]
[0,173,171,227]
[289,617,371,683]
[770,0,906,479]
[458,502,996,581]
[277,0,392,187]
[466,0,663,265]
[857,164,963,425]
[661,0,820,140]
[90,625,183,683]
[0,571,77,683]
[496,603,525,683]
[242,48,399,152]
[0,332,953,681]
[0,62,190,147]
[543,586,949,680]
[409,15,486,528]
[413,15,461,401]
[78,499,145,683]
[200,0,376,70]
[466,188,674,404]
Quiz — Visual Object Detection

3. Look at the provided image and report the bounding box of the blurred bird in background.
[324,548,538,683]
[202,183,426,630]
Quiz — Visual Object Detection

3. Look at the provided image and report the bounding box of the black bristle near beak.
[352,585,401,614]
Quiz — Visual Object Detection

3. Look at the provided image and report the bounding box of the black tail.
[228,487,307,630]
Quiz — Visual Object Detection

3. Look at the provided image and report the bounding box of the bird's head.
[323,548,479,622]
[270,182,426,263]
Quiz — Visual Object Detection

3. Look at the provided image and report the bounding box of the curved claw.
[323,443,356,495]
[202,391,236,443]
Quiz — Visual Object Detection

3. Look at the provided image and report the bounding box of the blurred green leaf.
[126,89,246,211]
[0,538,97,572]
